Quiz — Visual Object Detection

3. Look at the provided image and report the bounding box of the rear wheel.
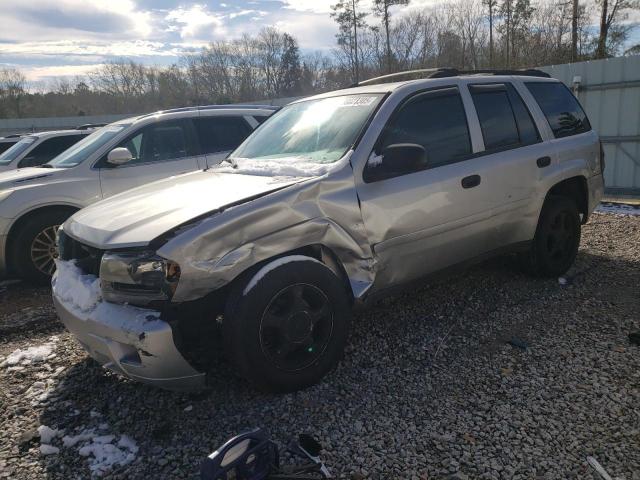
[12,210,73,284]
[520,195,581,278]
[223,256,351,392]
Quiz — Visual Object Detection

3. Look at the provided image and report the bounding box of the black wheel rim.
[259,283,334,372]
[30,225,60,276]
[545,211,576,262]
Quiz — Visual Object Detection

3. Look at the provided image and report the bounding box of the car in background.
[0,129,96,172]
[0,134,24,155]
[0,105,277,283]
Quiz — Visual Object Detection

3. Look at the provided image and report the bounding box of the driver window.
[112,121,188,166]
[378,88,472,169]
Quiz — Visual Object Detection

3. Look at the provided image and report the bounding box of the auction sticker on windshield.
[340,96,379,107]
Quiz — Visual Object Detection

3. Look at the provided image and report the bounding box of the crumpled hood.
[65,170,302,249]
[0,167,59,188]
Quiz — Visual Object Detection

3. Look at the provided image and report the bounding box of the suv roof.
[295,69,558,104]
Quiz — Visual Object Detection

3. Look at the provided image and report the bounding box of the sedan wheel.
[30,225,60,276]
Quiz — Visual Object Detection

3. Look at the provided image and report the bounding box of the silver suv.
[53,70,604,392]
[0,106,275,283]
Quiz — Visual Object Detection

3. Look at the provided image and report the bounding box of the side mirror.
[365,143,428,182]
[106,147,133,166]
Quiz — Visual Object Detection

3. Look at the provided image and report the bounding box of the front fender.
[158,165,375,303]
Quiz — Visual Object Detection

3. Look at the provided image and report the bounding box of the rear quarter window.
[525,82,591,138]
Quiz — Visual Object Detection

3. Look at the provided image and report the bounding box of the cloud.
[0,0,153,41]
[165,4,226,39]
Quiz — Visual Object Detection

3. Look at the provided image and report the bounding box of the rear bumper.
[53,282,205,391]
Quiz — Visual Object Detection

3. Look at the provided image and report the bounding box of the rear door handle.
[461,174,481,189]
[537,156,551,168]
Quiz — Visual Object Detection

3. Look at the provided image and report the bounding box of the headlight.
[0,190,13,203]
[100,251,181,306]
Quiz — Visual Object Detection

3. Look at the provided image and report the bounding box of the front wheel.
[13,210,73,284]
[519,195,581,278]
[223,256,352,392]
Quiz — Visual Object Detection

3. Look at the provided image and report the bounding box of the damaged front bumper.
[52,272,205,391]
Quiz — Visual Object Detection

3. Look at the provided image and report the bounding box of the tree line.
[0,0,638,119]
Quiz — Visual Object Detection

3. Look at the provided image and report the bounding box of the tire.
[223,256,352,392]
[12,210,73,284]
[519,195,581,278]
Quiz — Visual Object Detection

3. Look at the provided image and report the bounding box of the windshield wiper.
[222,157,238,169]
[38,164,53,168]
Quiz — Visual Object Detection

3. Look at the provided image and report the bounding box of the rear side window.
[525,82,591,138]
[19,134,85,167]
[379,88,472,168]
[194,116,253,154]
[470,83,540,151]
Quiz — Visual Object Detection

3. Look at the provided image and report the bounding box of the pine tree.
[372,0,410,74]
[278,34,302,96]
[331,0,367,83]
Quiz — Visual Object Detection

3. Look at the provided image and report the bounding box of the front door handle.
[461,174,481,189]
[537,156,551,168]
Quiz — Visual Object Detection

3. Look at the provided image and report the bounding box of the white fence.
[540,56,640,195]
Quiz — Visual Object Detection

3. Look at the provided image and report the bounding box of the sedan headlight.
[0,190,13,203]
[100,251,181,306]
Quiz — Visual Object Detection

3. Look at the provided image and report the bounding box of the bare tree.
[596,0,640,58]
[373,0,410,73]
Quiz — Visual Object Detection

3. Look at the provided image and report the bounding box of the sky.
[0,0,444,84]
[0,0,637,84]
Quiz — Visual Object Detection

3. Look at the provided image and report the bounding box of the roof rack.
[3,133,24,138]
[137,104,280,120]
[352,67,550,87]
[76,123,107,130]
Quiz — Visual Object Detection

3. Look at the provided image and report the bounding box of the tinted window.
[471,87,520,150]
[470,84,540,151]
[525,82,591,138]
[19,134,85,167]
[194,116,252,154]
[380,88,472,168]
[110,121,189,165]
[506,84,540,145]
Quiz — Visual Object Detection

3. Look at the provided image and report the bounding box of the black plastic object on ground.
[200,428,278,480]
[629,332,640,346]
[201,429,332,480]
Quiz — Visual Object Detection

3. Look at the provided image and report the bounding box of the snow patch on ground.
[40,423,139,476]
[595,202,640,216]
[52,259,101,312]
[1,337,58,368]
[243,255,324,295]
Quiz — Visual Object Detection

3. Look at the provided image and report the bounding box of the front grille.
[58,230,104,276]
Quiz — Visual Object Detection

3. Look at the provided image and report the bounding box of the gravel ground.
[0,211,638,480]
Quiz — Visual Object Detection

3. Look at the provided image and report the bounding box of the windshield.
[48,124,130,168]
[0,137,36,165]
[229,94,383,174]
